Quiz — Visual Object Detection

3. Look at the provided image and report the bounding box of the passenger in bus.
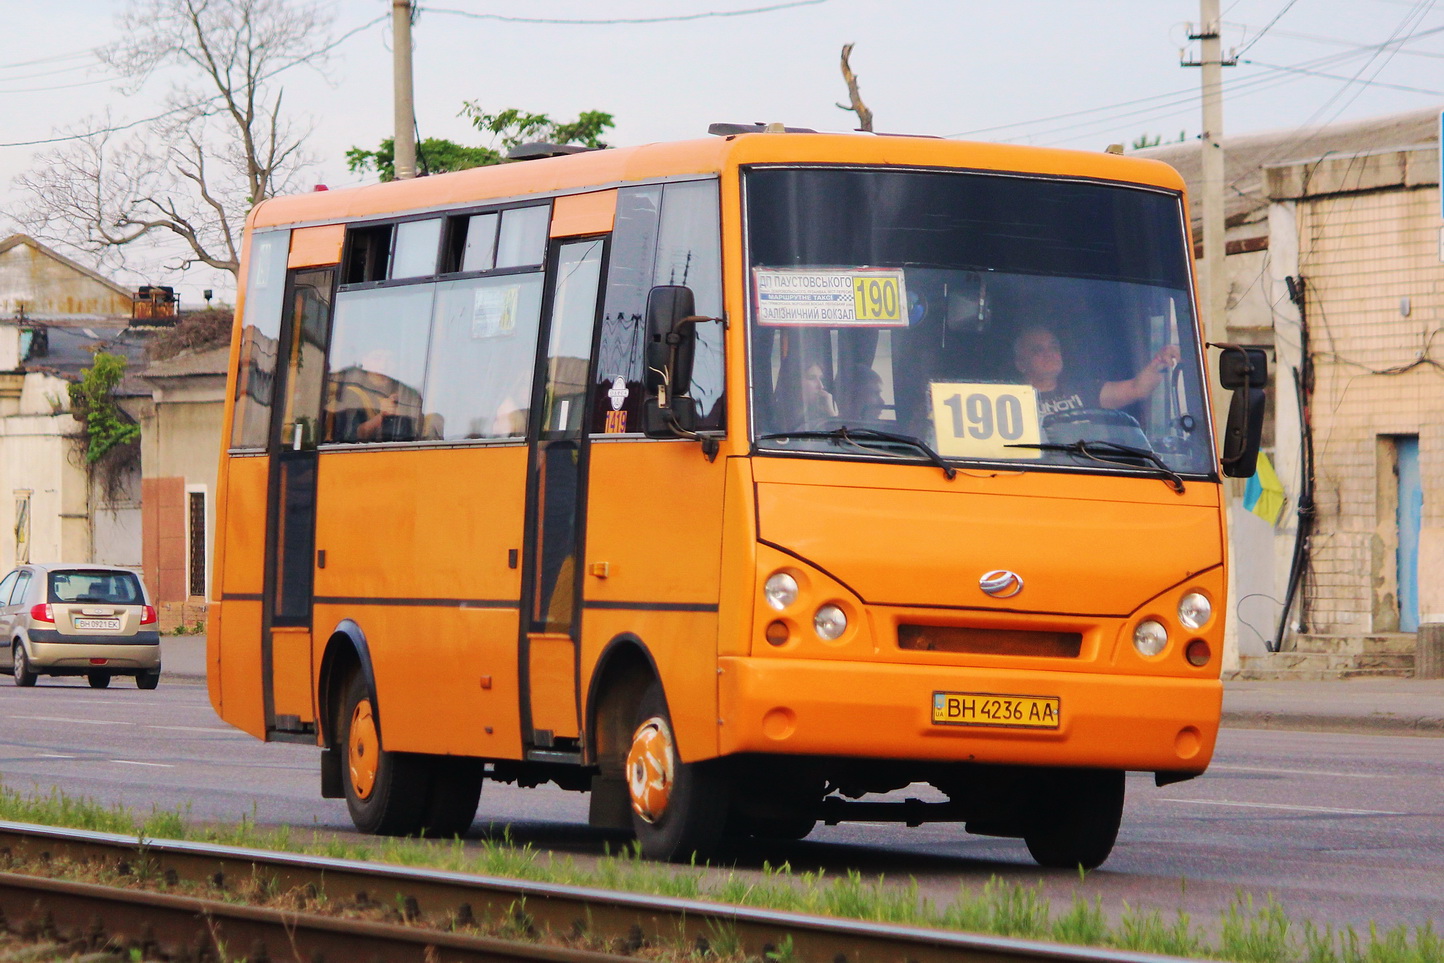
[1012,326,1179,419]
[796,362,837,428]
[837,364,886,422]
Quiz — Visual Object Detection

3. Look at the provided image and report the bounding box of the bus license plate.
[74,618,121,631]
[932,692,1060,729]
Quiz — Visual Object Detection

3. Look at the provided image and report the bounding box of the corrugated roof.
[1136,105,1441,232]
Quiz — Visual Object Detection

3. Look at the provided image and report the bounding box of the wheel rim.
[347,699,380,801]
[626,715,675,824]
[13,649,24,680]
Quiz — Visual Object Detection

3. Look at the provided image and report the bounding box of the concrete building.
[135,345,229,630]
[1144,106,1444,676]
[0,235,147,573]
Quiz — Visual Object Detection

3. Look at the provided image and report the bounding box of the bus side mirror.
[1216,345,1267,478]
[643,285,700,436]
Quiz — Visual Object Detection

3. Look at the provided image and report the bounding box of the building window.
[188,489,207,598]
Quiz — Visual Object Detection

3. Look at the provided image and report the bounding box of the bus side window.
[422,273,546,440]
[655,180,724,430]
[230,230,291,450]
[323,286,435,444]
[592,185,661,435]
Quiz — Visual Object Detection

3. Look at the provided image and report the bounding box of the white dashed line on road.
[112,761,173,768]
[1163,798,1404,816]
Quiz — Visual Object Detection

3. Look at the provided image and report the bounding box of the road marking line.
[35,754,76,759]
[1211,764,1381,779]
[1162,798,1404,816]
[112,761,173,768]
[9,716,125,726]
[144,725,233,733]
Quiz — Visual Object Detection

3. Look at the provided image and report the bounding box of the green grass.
[0,782,1438,963]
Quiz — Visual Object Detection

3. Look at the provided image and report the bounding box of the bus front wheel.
[1022,768,1124,870]
[626,680,730,861]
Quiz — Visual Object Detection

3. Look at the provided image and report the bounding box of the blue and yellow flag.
[1242,452,1286,526]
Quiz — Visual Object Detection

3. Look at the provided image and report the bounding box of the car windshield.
[745,166,1214,478]
[49,571,143,604]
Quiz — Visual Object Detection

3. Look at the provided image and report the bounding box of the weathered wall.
[0,238,133,318]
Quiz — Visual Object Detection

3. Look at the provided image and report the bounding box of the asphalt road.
[0,677,1439,935]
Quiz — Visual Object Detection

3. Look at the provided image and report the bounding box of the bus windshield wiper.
[759,427,957,480]
[1006,440,1185,494]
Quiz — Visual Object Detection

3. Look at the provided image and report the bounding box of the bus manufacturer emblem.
[979,569,1024,599]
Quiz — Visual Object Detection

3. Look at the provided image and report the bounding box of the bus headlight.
[764,572,798,611]
[1178,593,1212,630]
[1133,620,1168,657]
[814,604,847,640]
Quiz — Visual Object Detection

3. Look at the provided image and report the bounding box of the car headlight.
[1178,592,1212,630]
[1133,620,1168,657]
[814,604,847,641]
[764,572,798,611]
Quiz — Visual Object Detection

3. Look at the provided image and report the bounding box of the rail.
[0,820,1189,962]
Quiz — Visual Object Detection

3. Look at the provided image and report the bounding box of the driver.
[1012,326,1179,418]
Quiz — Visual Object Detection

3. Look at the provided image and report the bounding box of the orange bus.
[210,125,1264,868]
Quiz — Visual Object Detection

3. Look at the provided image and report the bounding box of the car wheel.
[1022,768,1124,870]
[627,678,731,861]
[337,669,427,837]
[136,670,160,690]
[12,643,36,687]
[87,671,112,689]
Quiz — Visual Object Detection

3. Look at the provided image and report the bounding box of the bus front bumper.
[716,657,1220,773]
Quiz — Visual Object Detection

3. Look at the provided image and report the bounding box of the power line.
[0,14,388,150]
[1242,57,1444,94]
[422,0,828,25]
[1236,0,1302,57]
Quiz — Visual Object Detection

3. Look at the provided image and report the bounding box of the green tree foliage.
[1130,130,1188,151]
[67,351,140,464]
[346,107,614,182]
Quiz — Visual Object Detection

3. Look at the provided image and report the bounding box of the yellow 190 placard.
[929,383,1042,460]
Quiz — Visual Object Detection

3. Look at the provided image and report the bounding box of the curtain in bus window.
[591,185,660,434]
[230,231,291,449]
[655,180,724,429]
[421,273,545,440]
[324,286,435,444]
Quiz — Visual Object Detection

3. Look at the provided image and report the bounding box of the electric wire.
[421,0,828,25]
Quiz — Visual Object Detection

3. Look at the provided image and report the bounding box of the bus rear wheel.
[626,680,730,861]
[1022,768,1124,870]
[339,673,482,837]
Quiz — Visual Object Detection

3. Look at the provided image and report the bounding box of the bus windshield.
[746,166,1214,479]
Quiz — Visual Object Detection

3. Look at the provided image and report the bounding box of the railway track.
[0,820,1185,962]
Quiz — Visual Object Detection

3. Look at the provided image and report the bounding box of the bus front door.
[262,266,335,740]
[520,236,607,758]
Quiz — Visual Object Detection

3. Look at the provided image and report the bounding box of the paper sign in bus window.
[930,382,1042,460]
[755,268,908,326]
[472,285,519,339]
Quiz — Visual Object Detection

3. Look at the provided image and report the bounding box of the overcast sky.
[4,0,1443,306]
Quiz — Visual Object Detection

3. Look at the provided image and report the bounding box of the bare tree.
[836,43,873,132]
[15,0,333,277]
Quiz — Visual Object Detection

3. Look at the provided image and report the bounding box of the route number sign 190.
[929,382,1042,460]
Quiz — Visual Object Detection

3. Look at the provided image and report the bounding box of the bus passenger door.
[521,235,607,758]
[262,266,335,740]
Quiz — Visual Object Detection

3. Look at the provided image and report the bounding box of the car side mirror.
[643,285,701,436]
[1216,344,1268,478]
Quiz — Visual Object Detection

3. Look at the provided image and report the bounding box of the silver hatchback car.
[0,564,161,689]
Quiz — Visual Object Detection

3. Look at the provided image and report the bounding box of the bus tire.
[1023,768,1124,870]
[418,755,484,839]
[340,672,429,836]
[627,679,730,861]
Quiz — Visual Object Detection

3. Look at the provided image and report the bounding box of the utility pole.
[1182,0,1236,347]
[1182,1,1242,669]
[392,0,417,180]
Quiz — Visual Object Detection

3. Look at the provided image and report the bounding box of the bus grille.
[897,625,1082,658]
